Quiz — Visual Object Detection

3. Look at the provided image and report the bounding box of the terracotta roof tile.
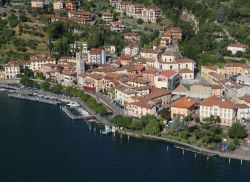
[200,96,236,109]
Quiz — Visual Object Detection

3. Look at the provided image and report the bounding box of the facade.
[189,84,223,99]
[124,32,140,42]
[227,43,247,55]
[111,21,125,32]
[53,1,63,10]
[88,48,106,64]
[161,27,182,46]
[124,44,139,56]
[141,8,163,23]
[68,10,93,21]
[30,54,56,72]
[154,70,180,90]
[65,1,76,10]
[199,96,237,126]
[102,12,114,22]
[76,52,85,76]
[142,68,158,86]
[4,61,22,79]
[236,104,250,123]
[171,97,197,119]
[31,0,44,8]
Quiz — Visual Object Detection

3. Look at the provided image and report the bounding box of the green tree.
[41,81,50,91]
[228,123,247,139]
[144,120,160,135]
[51,84,64,94]
[137,18,144,25]
[159,108,171,120]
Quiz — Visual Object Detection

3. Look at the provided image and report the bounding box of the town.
[1,0,250,156]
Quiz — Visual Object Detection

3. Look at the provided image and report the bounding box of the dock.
[8,93,60,105]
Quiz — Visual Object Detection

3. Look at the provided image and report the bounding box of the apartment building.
[199,96,237,126]
[88,48,106,64]
[154,70,180,90]
[171,97,197,119]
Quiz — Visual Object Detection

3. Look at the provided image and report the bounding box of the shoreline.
[118,130,250,163]
[1,83,250,163]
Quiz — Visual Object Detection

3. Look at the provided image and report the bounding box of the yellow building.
[200,65,218,81]
[0,70,5,80]
[171,97,197,119]
[220,63,250,77]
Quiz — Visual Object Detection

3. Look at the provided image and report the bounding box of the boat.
[0,88,7,92]
[67,102,80,107]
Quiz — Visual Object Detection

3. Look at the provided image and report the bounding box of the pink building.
[142,68,158,86]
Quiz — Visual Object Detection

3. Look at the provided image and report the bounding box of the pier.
[8,93,60,105]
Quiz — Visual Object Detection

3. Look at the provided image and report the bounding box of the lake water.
[0,92,250,182]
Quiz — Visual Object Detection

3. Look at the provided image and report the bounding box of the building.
[124,44,139,56]
[111,21,125,32]
[31,0,44,8]
[88,48,106,64]
[76,52,85,76]
[141,7,163,23]
[120,55,134,66]
[65,1,76,10]
[236,104,250,124]
[238,95,250,107]
[220,63,250,77]
[199,96,237,126]
[161,27,182,46]
[30,54,56,72]
[227,43,247,55]
[124,32,140,42]
[70,41,88,54]
[53,1,63,10]
[171,97,197,119]
[102,12,114,23]
[154,70,180,90]
[114,84,138,106]
[68,10,93,21]
[3,61,22,79]
[142,68,158,86]
[82,74,103,92]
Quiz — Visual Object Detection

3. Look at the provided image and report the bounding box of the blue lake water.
[0,92,250,182]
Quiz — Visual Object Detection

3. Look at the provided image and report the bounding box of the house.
[126,64,145,75]
[31,0,44,8]
[154,70,180,90]
[111,21,125,32]
[126,100,159,118]
[88,48,106,64]
[114,84,138,106]
[126,87,172,117]
[3,61,22,79]
[82,74,103,92]
[199,96,237,126]
[41,63,62,80]
[161,27,182,46]
[30,54,56,72]
[171,97,197,119]
[227,43,247,55]
[68,10,93,21]
[60,69,77,86]
[124,44,139,56]
[172,84,189,96]
[102,12,114,22]
[142,68,158,86]
[201,65,218,81]
[120,55,134,66]
[104,45,116,54]
[141,7,163,23]
[236,104,250,124]
[0,69,5,80]
[124,32,140,42]
[65,1,76,10]
[140,48,158,61]
[53,1,63,10]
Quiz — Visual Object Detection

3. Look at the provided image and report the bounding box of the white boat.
[67,102,80,107]
[0,88,7,91]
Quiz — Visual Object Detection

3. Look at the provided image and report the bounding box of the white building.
[124,44,139,56]
[31,0,44,8]
[4,61,22,79]
[227,43,247,55]
[76,52,85,76]
[88,48,106,64]
[236,104,250,123]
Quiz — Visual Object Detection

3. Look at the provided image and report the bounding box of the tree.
[20,77,34,87]
[159,108,171,120]
[137,18,144,25]
[51,84,64,94]
[228,123,247,139]
[41,81,50,91]
[144,120,160,135]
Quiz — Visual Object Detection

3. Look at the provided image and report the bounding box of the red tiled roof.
[171,97,196,109]
[159,70,177,77]
[200,96,236,109]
